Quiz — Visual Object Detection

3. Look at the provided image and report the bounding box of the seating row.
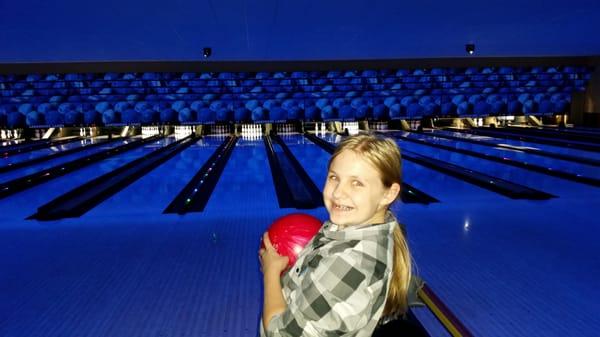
[0,65,589,127]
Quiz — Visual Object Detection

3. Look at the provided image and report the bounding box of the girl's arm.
[260,232,289,329]
[262,269,286,328]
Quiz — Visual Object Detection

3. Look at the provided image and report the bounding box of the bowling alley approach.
[1,2,600,337]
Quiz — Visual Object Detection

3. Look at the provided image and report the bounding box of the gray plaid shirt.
[261,215,396,337]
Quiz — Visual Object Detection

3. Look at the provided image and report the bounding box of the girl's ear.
[381,183,401,207]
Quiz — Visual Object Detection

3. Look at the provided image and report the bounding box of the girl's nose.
[331,182,347,200]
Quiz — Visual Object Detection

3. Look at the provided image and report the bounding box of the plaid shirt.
[261,214,397,337]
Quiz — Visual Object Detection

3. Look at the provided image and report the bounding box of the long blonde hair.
[328,133,412,316]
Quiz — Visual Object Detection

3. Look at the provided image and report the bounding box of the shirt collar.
[322,211,398,240]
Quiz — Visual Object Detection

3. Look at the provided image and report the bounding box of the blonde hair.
[328,133,412,316]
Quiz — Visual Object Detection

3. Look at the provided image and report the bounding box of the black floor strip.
[392,132,600,187]
[0,137,124,173]
[402,149,555,199]
[446,127,600,152]
[1,137,82,156]
[419,130,600,167]
[504,126,600,143]
[271,134,324,209]
[303,132,439,204]
[0,136,160,200]
[164,136,238,214]
[373,309,431,337]
[30,135,199,220]
[264,135,295,208]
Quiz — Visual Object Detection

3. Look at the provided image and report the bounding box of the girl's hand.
[259,232,289,277]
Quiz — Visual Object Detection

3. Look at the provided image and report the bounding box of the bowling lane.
[309,132,504,203]
[174,136,296,336]
[406,131,600,179]
[434,129,600,161]
[0,137,99,167]
[279,134,328,190]
[0,137,177,221]
[0,137,138,184]
[400,194,600,337]
[392,136,597,197]
[85,137,222,217]
[203,136,279,213]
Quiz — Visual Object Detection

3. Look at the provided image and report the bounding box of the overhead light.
[465,43,475,55]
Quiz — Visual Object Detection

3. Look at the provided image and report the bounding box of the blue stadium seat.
[424,103,440,116]
[141,109,160,124]
[441,102,456,115]
[217,107,233,122]
[456,101,471,116]
[251,107,267,122]
[95,101,111,114]
[26,74,42,82]
[158,108,176,124]
[474,101,491,116]
[181,73,197,80]
[522,100,537,114]
[122,73,136,80]
[351,98,367,110]
[244,100,259,111]
[114,101,131,113]
[197,107,215,123]
[178,107,195,123]
[332,98,346,110]
[321,105,337,120]
[406,103,423,118]
[64,110,83,125]
[190,100,206,112]
[121,109,140,124]
[171,100,187,112]
[270,107,286,121]
[507,100,523,115]
[538,100,554,115]
[18,103,34,114]
[7,111,26,128]
[282,99,298,111]
[384,97,397,108]
[84,110,102,125]
[304,106,320,121]
[400,96,417,108]
[419,96,434,106]
[135,101,151,112]
[45,110,64,125]
[26,111,44,127]
[102,109,119,124]
[389,104,403,119]
[355,105,370,119]
[372,104,389,120]
[261,99,278,111]
[49,95,64,103]
[37,103,54,114]
[339,105,355,120]
[288,106,303,120]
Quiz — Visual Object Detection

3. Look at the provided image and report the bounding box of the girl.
[259,133,412,337]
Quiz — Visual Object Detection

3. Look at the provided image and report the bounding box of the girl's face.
[323,149,399,228]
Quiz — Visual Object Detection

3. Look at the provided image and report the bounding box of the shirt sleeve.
[263,249,386,337]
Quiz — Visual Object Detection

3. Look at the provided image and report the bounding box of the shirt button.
[296,268,300,273]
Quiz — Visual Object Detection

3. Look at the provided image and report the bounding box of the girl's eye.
[352,180,363,187]
[328,175,337,181]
